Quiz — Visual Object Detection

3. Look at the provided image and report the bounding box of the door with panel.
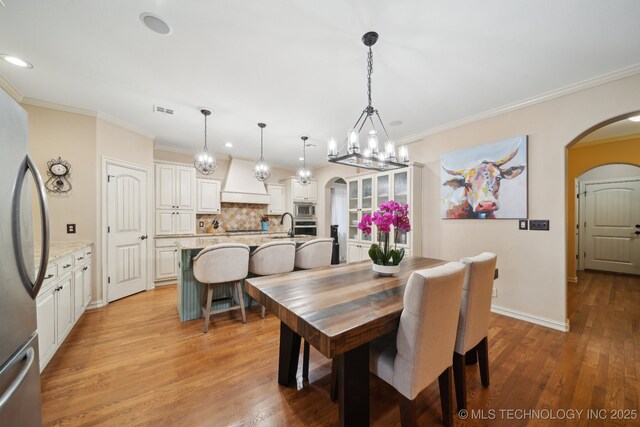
[584,179,640,275]
[107,163,148,302]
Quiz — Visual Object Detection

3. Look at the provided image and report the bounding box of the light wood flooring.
[41,271,640,426]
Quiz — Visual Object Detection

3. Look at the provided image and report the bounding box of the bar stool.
[192,243,250,333]
[294,238,334,381]
[248,241,296,318]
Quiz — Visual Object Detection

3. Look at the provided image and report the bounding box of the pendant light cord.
[260,127,264,160]
[203,114,208,151]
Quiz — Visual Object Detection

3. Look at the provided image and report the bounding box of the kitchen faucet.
[280,212,295,237]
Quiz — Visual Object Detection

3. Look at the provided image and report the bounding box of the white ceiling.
[1,1,640,168]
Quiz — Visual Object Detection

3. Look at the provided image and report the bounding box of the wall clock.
[45,157,72,193]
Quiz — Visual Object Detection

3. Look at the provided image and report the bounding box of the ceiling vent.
[153,105,174,115]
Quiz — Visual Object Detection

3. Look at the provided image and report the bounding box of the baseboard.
[154,280,177,287]
[567,276,578,283]
[86,299,105,310]
[491,305,569,332]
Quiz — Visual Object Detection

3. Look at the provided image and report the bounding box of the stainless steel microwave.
[294,203,316,218]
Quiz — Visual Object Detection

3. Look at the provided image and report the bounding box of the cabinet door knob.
[83,267,88,271]
[140,235,148,240]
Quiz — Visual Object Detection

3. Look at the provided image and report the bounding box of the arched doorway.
[565,111,640,316]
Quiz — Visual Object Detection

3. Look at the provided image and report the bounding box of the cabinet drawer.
[41,264,58,291]
[57,256,74,274]
[74,250,87,265]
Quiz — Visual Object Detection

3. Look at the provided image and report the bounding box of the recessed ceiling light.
[299,157,304,161]
[389,120,403,127]
[140,13,172,35]
[628,115,640,122]
[0,54,33,68]
[225,142,233,148]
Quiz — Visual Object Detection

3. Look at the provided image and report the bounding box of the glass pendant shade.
[367,130,379,156]
[385,140,397,161]
[347,129,360,154]
[398,145,409,163]
[194,109,216,175]
[254,123,271,181]
[327,137,338,158]
[297,136,312,186]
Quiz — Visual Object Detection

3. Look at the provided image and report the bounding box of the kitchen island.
[175,233,316,321]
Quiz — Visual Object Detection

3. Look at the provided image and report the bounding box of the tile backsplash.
[196,203,285,233]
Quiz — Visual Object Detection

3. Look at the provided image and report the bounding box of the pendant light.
[327,31,409,171]
[297,136,312,186]
[253,122,271,181]
[194,109,216,175]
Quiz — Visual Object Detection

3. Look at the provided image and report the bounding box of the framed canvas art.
[441,135,528,219]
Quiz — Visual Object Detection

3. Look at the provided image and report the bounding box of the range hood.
[221,158,269,204]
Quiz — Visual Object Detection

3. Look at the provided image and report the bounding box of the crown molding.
[396,63,640,146]
[21,97,155,140]
[0,72,24,102]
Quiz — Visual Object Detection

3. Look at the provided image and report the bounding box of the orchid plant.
[357,200,411,266]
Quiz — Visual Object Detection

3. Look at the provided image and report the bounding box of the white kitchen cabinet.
[196,179,221,213]
[291,179,318,202]
[155,211,195,235]
[36,244,93,371]
[155,163,195,210]
[266,184,285,214]
[346,164,423,263]
[155,247,178,280]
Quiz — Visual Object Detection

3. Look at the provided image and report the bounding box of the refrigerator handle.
[0,347,35,411]
[12,155,50,299]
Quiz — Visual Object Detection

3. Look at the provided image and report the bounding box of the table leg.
[339,343,369,427]
[278,321,301,387]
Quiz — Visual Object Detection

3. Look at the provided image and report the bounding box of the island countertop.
[175,234,316,250]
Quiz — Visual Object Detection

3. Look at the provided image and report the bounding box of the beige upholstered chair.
[453,252,497,411]
[248,241,296,318]
[369,262,466,426]
[294,238,334,270]
[293,238,334,381]
[192,243,250,333]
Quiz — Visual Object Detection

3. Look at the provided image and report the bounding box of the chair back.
[249,241,296,276]
[294,238,334,269]
[393,262,465,400]
[454,252,497,354]
[192,243,250,284]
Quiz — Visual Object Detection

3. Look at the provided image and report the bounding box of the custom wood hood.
[220,158,269,204]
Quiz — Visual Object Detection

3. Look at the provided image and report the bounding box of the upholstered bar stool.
[293,238,334,381]
[453,252,497,411]
[192,243,250,333]
[248,241,296,318]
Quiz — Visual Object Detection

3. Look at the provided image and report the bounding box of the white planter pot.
[372,263,400,276]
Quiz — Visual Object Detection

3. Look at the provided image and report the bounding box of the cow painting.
[441,137,527,219]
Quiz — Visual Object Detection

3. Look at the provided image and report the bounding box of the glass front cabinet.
[346,164,423,263]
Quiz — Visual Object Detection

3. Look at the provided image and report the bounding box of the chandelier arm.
[367,115,377,131]
[375,111,393,142]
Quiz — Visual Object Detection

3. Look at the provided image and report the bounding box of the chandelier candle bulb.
[368,130,379,156]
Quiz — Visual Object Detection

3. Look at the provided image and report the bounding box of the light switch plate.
[492,288,497,298]
[519,219,528,230]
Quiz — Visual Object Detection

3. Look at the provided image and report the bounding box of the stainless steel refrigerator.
[0,88,50,425]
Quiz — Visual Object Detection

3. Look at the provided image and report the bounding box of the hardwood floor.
[41,271,640,426]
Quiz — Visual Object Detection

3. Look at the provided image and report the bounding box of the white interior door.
[107,164,148,302]
[584,179,640,275]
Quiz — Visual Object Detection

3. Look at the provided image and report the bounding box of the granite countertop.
[176,234,316,250]
[155,230,290,239]
[34,241,93,266]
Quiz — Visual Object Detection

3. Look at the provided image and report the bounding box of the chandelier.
[194,109,216,175]
[297,136,312,186]
[253,122,271,181]
[327,31,409,171]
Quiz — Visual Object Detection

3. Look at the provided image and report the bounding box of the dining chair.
[248,241,296,318]
[452,252,497,411]
[293,238,334,381]
[192,243,250,333]
[369,262,466,426]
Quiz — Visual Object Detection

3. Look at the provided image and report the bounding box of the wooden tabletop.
[244,256,448,359]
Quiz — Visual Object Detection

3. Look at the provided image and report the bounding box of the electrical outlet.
[199,221,204,228]
[529,220,550,231]
[519,219,528,230]
[492,288,497,298]
[67,224,76,234]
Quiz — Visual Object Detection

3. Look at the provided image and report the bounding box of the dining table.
[244,256,450,427]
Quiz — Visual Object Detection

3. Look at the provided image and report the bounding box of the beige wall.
[313,73,640,330]
[26,104,155,305]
